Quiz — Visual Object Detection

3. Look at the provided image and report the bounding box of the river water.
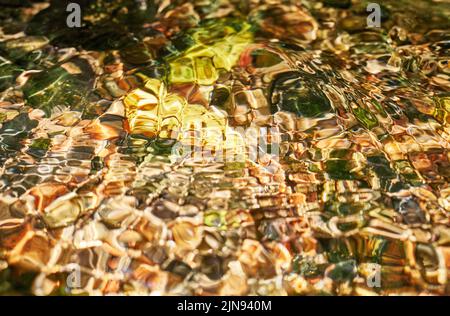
[0,0,449,295]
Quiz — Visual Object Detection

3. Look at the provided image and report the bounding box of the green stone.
[251,49,283,68]
[23,59,94,117]
[338,16,367,33]
[271,72,332,117]
[0,113,38,164]
[121,42,154,65]
[293,256,324,278]
[0,36,49,61]
[325,160,354,180]
[27,138,51,158]
[204,211,226,228]
[367,155,396,179]
[353,107,378,129]
[0,56,22,92]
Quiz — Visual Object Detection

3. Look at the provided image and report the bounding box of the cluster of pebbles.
[0,0,449,295]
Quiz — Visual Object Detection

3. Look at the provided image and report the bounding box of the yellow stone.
[167,20,253,85]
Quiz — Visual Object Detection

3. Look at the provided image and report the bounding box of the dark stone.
[270,72,332,118]
[327,260,357,282]
[201,255,223,280]
[22,57,95,117]
[323,0,352,9]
